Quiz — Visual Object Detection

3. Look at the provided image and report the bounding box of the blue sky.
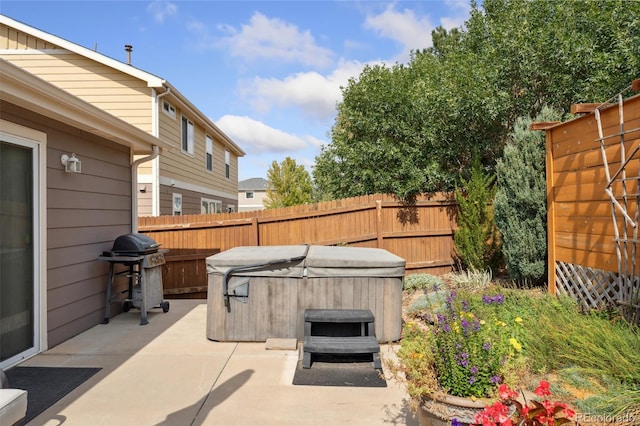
[1,0,473,181]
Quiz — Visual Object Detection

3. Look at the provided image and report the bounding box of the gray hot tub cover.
[206,245,405,278]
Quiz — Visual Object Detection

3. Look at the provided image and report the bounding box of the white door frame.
[0,120,47,369]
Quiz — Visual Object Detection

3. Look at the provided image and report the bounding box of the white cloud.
[240,59,369,122]
[215,115,307,154]
[445,0,472,14]
[307,135,327,149]
[441,0,472,30]
[216,12,334,68]
[344,39,368,52]
[241,72,339,121]
[147,1,177,24]
[364,4,436,62]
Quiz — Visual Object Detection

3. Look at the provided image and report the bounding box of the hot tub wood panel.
[206,245,405,342]
[207,274,402,342]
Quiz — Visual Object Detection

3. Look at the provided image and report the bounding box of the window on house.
[162,101,176,118]
[181,116,194,154]
[172,193,182,216]
[225,149,230,178]
[201,198,222,214]
[205,135,213,172]
[246,191,254,199]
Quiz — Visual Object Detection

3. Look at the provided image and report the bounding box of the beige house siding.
[1,17,244,219]
[159,185,237,216]
[157,102,239,214]
[137,189,153,217]
[2,101,132,348]
[238,190,268,211]
[0,24,58,49]
[0,25,153,133]
[158,104,235,187]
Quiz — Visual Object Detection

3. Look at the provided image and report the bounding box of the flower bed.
[395,273,640,426]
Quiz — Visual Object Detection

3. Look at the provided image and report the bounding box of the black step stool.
[302,309,381,369]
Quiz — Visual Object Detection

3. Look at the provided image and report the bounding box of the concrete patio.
[17,300,418,425]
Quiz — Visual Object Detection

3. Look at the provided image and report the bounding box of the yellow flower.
[509,337,522,351]
[479,320,486,325]
[515,317,523,324]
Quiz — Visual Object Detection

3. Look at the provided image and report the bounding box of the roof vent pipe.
[125,44,133,65]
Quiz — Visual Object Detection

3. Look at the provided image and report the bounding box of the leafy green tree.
[314,63,435,202]
[314,0,640,201]
[264,157,314,208]
[494,107,561,285]
[463,0,640,122]
[453,156,501,271]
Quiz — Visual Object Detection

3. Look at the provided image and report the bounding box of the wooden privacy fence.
[139,193,458,297]
[545,82,640,322]
[161,248,220,298]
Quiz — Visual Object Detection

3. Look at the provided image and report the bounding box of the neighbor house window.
[246,191,254,199]
[181,116,194,154]
[225,149,230,178]
[172,193,182,216]
[205,135,213,172]
[201,198,222,214]
[162,101,176,118]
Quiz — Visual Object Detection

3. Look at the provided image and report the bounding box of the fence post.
[376,199,383,248]
[251,217,259,246]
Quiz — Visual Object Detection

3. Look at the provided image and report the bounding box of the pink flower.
[564,406,576,418]
[497,383,518,400]
[534,380,551,397]
[474,402,512,426]
[474,380,575,426]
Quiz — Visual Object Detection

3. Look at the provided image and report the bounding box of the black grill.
[111,233,161,255]
[99,233,169,325]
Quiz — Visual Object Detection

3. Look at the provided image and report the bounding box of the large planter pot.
[418,393,486,426]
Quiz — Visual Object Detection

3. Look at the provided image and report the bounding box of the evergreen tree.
[494,106,562,285]
[453,156,501,271]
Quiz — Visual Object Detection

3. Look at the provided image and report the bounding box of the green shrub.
[403,273,444,293]
[406,291,448,316]
[446,268,493,291]
[494,107,562,285]
[453,156,501,271]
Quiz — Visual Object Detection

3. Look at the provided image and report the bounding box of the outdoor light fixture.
[60,153,82,173]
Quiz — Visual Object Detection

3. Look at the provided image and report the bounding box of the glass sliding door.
[0,139,39,367]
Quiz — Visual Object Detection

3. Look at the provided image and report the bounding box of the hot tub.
[206,245,405,342]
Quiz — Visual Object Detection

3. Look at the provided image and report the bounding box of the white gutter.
[151,87,171,216]
[131,145,160,233]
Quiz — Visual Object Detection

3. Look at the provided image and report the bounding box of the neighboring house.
[0,15,245,217]
[238,177,269,212]
[0,59,172,369]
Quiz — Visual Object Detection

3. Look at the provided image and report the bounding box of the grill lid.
[112,233,160,255]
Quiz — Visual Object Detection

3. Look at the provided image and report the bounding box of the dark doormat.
[292,354,387,387]
[5,366,101,423]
